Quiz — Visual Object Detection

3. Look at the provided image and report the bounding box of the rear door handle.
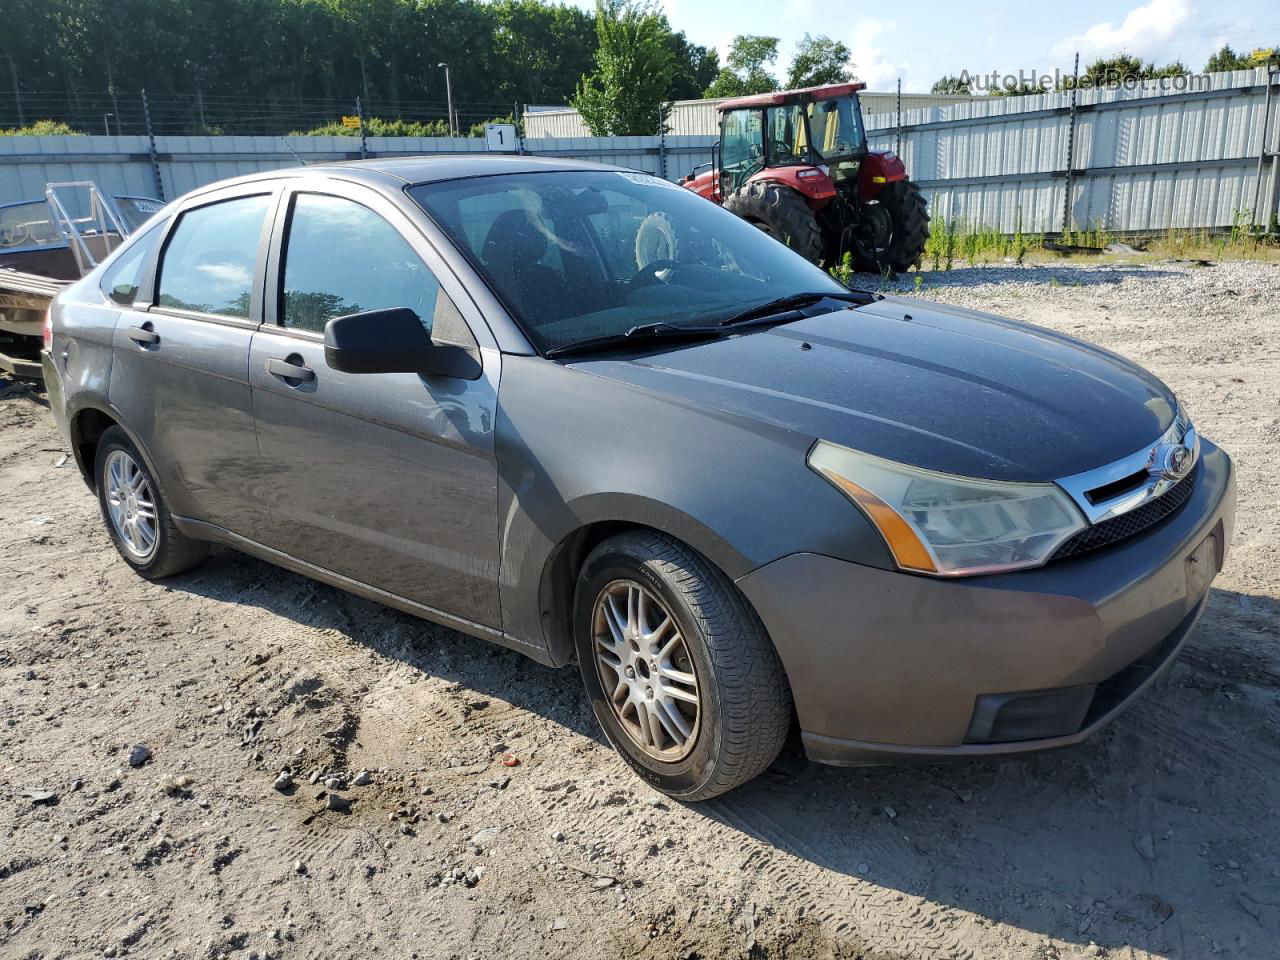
[266,357,315,382]
[127,324,159,346]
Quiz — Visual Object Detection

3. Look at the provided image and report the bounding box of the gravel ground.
[2,260,1278,960]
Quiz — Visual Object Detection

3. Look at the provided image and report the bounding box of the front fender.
[859,150,908,199]
[492,356,893,662]
[746,167,836,208]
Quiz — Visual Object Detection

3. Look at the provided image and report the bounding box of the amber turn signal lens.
[816,469,937,573]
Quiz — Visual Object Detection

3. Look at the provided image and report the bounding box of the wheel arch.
[69,405,121,490]
[68,404,165,499]
[534,502,782,675]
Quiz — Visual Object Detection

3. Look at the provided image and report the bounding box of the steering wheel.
[631,258,681,289]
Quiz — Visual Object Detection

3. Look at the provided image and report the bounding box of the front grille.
[1053,463,1199,560]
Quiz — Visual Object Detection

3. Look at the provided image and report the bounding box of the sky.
[564,0,1280,94]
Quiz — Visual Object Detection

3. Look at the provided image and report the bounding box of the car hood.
[567,297,1177,482]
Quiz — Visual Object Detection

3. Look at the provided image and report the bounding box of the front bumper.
[736,440,1236,765]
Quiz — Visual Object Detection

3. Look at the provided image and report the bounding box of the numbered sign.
[485,123,518,152]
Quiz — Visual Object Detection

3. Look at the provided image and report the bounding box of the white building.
[523,92,973,138]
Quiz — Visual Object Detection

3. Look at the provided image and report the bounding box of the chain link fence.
[1,91,521,138]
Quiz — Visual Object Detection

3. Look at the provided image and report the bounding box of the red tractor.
[680,82,929,273]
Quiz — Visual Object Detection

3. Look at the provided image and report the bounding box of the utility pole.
[141,90,163,201]
[356,96,368,160]
[1062,51,1080,235]
[439,63,455,137]
[895,78,902,157]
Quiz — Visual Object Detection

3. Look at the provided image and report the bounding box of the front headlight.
[808,441,1087,577]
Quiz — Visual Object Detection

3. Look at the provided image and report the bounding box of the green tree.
[1201,43,1279,73]
[930,74,971,95]
[704,34,778,98]
[1072,53,1189,88]
[571,0,674,136]
[785,33,852,88]
[989,83,1043,97]
[666,31,719,101]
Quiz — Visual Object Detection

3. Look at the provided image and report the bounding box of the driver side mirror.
[323,307,481,379]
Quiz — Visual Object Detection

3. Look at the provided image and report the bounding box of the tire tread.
[591,531,792,801]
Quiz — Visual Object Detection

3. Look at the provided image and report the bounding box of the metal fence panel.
[866,66,1280,233]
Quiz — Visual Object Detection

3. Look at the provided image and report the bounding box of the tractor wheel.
[853,179,930,274]
[723,181,822,264]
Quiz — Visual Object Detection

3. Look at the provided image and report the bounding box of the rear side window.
[99,219,166,305]
[280,193,442,334]
[157,195,270,318]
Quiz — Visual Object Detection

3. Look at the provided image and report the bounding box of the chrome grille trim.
[1055,407,1199,526]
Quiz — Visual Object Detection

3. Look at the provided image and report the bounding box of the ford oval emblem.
[1160,443,1192,479]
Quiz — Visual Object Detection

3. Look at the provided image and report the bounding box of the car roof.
[341,154,627,183]
[182,154,631,201]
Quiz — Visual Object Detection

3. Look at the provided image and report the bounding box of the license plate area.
[1184,520,1223,602]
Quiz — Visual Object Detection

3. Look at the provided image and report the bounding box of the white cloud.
[848,19,906,91]
[1052,0,1194,58]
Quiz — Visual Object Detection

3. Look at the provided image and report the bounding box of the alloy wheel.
[104,449,158,561]
[592,579,701,761]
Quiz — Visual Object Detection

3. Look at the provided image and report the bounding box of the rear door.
[248,181,503,629]
[109,185,278,541]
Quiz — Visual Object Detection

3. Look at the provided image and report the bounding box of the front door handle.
[266,357,315,383]
[127,324,159,346]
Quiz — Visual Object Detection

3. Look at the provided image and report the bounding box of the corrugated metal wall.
[4,69,1276,233]
[0,133,720,207]
[865,67,1280,232]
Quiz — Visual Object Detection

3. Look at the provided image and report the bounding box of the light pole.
[103,112,114,136]
[438,62,455,137]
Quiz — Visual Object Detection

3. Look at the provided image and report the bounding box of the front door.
[248,185,502,629]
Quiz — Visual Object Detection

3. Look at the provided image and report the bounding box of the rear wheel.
[95,427,208,578]
[724,181,823,264]
[574,531,792,801]
[852,179,929,274]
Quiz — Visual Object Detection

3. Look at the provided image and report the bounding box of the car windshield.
[409,170,849,355]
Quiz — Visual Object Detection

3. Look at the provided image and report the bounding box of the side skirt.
[172,515,555,666]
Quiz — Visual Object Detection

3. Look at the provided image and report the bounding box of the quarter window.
[100,219,166,305]
[157,195,270,318]
[280,193,441,334]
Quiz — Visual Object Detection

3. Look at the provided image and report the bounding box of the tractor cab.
[720,84,868,196]
[682,83,929,273]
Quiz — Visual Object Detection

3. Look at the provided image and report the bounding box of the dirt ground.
[2,260,1279,960]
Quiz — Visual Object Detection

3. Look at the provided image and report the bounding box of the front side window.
[720,109,764,192]
[99,219,167,304]
[280,193,441,335]
[410,170,846,355]
[157,195,270,318]
[765,105,809,165]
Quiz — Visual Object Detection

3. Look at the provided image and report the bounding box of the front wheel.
[723,181,823,264]
[574,531,792,801]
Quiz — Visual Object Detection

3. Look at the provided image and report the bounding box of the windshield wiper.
[545,322,725,359]
[718,290,878,327]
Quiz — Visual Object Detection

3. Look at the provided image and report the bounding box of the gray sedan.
[42,156,1235,799]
